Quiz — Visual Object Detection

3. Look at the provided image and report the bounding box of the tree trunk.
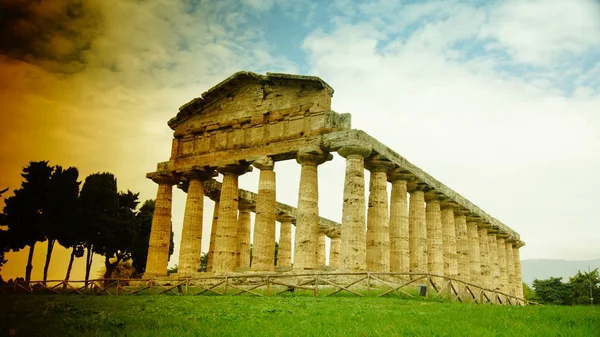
[42,239,55,285]
[25,243,35,283]
[63,247,76,289]
[85,244,93,288]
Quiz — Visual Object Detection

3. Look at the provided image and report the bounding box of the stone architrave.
[478,226,491,289]
[277,216,293,267]
[505,240,516,297]
[441,206,458,278]
[488,233,500,292]
[425,196,444,277]
[206,201,219,273]
[496,236,508,293]
[294,147,332,270]
[513,243,524,299]
[178,171,212,275]
[317,233,327,267]
[236,202,252,269]
[329,237,341,268]
[455,213,470,282]
[338,145,371,272]
[387,169,409,274]
[146,174,177,276]
[409,188,427,274]
[467,221,481,285]
[213,163,250,273]
[252,156,277,272]
[366,155,394,272]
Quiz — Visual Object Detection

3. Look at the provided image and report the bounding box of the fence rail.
[0,272,533,305]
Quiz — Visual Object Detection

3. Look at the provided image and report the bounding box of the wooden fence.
[0,272,533,305]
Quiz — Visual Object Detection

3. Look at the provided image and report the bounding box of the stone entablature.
[145,71,525,300]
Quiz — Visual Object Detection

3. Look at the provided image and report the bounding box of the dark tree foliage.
[130,199,154,274]
[569,268,599,305]
[1,161,52,281]
[532,277,573,305]
[0,229,8,270]
[199,252,208,272]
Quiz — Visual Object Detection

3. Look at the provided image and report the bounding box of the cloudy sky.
[1,0,599,280]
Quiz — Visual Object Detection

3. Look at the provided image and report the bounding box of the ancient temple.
[145,71,525,299]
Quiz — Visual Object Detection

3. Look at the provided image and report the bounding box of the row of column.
[146,145,523,298]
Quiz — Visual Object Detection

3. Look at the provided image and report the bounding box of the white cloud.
[481,0,600,65]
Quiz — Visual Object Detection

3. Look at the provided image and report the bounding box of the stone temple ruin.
[145,71,525,300]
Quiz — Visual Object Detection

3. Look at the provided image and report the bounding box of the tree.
[569,268,599,305]
[532,277,573,305]
[1,161,52,282]
[199,252,208,272]
[41,166,80,284]
[0,229,9,271]
[79,173,120,284]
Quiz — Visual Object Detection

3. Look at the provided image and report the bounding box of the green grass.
[1,294,598,336]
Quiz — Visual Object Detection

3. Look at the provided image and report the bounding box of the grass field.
[1,294,598,336]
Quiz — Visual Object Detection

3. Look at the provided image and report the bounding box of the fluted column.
[455,213,470,282]
[441,205,458,278]
[388,169,409,274]
[338,145,371,271]
[277,216,293,267]
[146,174,177,276]
[236,202,252,269]
[252,156,277,272]
[329,237,341,268]
[179,171,212,275]
[478,225,490,289]
[425,196,443,276]
[409,187,427,274]
[206,201,219,273]
[467,220,481,285]
[294,147,331,270]
[488,233,500,292]
[213,163,250,273]
[317,233,326,267]
[505,240,516,297]
[513,242,524,299]
[496,236,508,293]
[366,155,394,272]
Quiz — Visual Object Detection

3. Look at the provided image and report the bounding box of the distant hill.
[521,259,600,285]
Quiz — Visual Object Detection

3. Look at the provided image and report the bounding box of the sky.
[1,0,599,280]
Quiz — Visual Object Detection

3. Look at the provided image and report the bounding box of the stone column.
[236,202,252,270]
[294,147,331,270]
[388,169,409,274]
[505,240,516,297]
[206,201,219,273]
[178,171,212,276]
[425,195,443,277]
[277,216,293,267]
[441,205,458,278]
[213,163,250,274]
[467,220,481,285]
[146,174,177,276]
[409,187,427,274]
[455,213,470,282]
[513,242,524,299]
[338,145,371,272]
[329,237,341,268]
[478,225,491,289]
[252,156,277,272]
[488,232,500,292]
[496,236,508,293]
[317,232,327,267]
[366,155,394,272]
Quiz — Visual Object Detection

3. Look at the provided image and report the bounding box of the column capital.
[338,145,372,159]
[183,169,216,181]
[440,200,460,210]
[238,201,255,212]
[424,190,446,202]
[276,213,295,224]
[217,161,253,176]
[252,156,274,171]
[147,172,179,185]
[407,181,433,193]
[296,147,333,166]
[387,168,413,182]
[365,154,394,172]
